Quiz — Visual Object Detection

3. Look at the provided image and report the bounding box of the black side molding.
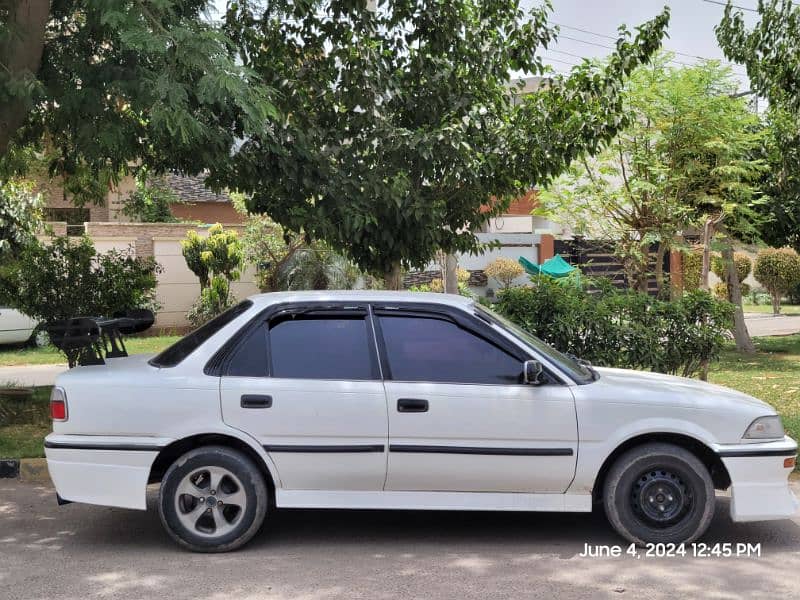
[44,440,163,452]
[389,445,574,456]
[263,444,385,453]
[717,448,797,458]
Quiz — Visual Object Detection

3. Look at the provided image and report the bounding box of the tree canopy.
[219,0,670,286]
[716,0,800,252]
[538,56,763,294]
[0,0,275,202]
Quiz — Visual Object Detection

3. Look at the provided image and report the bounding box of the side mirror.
[523,359,543,385]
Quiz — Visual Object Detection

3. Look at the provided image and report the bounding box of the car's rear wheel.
[158,446,268,552]
[603,442,715,546]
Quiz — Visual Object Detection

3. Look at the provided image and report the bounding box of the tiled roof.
[480,190,538,215]
[164,173,231,203]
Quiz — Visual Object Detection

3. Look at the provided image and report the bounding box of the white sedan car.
[0,307,46,346]
[45,291,798,552]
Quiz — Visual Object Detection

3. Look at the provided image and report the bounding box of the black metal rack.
[46,309,155,368]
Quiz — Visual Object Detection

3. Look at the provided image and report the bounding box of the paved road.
[0,364,66,387]
[1,480,798,600]
[743,313,800,337]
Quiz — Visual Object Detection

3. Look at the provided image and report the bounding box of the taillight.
[50,387,68,421]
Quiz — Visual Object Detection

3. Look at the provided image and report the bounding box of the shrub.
[713,281,750,301]
[7,236,161,322]
[409,268,472,296]
[494,279,733,378]
[681,250,703,291]
[182,224,243,324]
[187,276,235,327]
[753,247,800,314]
[711,253,752,284]
[485,257,524,289]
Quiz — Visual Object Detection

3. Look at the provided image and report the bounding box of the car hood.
[591,366,775,413]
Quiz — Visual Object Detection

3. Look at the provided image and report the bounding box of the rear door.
[220,304,388,491]
[375,306,578,493]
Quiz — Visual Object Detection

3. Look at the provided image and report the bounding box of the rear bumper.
[717,436,799,522]
[44,434,167,510]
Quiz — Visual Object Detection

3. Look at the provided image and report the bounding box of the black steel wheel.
[603,442,715,545]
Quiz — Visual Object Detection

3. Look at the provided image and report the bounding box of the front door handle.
[241,394,273,409]
[397,398,429,413]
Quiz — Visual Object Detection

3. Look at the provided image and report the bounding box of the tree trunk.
[384,261,402,290]
[771,290,782,315]
[0,0,50,157]
[444,254,459,294]
[721,244,755,354]
[700,218,714,291]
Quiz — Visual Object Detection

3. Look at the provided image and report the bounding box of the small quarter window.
[150,301,253,368]
[226,325,269,377]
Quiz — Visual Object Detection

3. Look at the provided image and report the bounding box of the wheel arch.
[149,432,278,502]
[591,432,731,503]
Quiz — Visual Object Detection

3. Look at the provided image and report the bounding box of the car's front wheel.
[603,442,715,546]
[158,446,268,552]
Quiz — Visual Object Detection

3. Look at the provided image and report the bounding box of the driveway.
[1,480,799,600]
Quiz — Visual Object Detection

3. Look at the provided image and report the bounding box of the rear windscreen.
[149,300,253,368]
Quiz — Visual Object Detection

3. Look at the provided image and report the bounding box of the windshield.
[474,304,596,384]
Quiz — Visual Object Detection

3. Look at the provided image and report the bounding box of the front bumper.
[717,436,799,522]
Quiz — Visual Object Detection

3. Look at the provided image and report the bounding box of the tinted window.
[150,301,253,368]
[227,325,268,377]
[378,315,522,384]
[269,316,375,380]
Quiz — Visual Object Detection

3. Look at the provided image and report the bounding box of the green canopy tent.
[518,254,577,279]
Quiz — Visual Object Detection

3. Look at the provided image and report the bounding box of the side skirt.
[275,490,592,512]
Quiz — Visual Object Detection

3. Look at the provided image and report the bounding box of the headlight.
[743,416,784,439]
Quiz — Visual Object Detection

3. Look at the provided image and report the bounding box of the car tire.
[158,446,268,553]
[28,328,49,348]
[603,442,715,546]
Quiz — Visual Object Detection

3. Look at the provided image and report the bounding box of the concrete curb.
[0,458,52,484]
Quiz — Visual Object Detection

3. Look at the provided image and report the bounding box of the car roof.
[247,290,475,310]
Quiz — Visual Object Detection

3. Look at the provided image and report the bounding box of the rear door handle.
[241,394,273,409]
[397,398,429,413]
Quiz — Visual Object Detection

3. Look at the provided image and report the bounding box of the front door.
[375,308,577,493]
[220,305,388,491]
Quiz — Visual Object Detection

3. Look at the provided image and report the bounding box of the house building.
[37,172,241,232]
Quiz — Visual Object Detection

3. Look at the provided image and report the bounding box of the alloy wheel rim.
[174,466,247,538]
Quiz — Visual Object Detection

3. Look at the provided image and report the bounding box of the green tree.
[753,247,800,315]
[122,175,179,223]
[220,1,669,288]
[0,0,275,203]
[539,59,762,298]
[716,1,800,253]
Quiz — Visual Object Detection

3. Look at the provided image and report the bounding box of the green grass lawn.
[709,334,800,447]
[0,386,51,459]
[742,303,800,315]
[0,335,181,366]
